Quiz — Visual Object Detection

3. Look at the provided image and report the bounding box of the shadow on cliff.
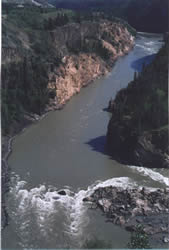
[131,54,156,72]
[86,135,134,165]
[86,135,110,156]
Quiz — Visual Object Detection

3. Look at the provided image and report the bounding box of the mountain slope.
[2,8,135,135]
[3,0,168,33]
[106,36,169,168]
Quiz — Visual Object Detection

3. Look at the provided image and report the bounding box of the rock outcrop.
[84,186,169,235]
[2,17,135,122]
[46,20,135,110]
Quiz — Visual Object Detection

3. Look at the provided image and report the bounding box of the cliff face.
[47,53,109,108]
[106,38,169,168]
[2,11,135,135]
[47,20,134,109]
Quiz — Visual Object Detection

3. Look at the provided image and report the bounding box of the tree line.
[44,13,69,29]
[1,57,51,135]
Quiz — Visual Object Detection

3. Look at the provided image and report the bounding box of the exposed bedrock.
[84,186,169,235]
[46,20,135,110]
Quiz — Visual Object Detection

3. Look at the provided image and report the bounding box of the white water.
[9,175,136,237]
[128,166,169,187]
[7,167,168,249]
[135,42,159,54]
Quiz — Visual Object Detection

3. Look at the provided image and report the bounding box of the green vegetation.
[2,0,168,33]
[113,39,168,134]
[107,35,168,167]
[43,13,69,29]
[2,5,135,135]
[1,57,49,134]
[127,225,151,249]
[2,7,67,135]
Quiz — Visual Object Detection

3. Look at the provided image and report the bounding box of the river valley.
[2,33,168,249]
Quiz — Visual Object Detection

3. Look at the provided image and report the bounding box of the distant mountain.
[48,0,168,33]
[48,0,130,12]
[126,0,168,33]
[2,0,168,32]
[2,0,169,33]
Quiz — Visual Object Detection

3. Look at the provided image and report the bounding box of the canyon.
[2,14,135,232]
[2,6,168,249]
[47,20,135,109]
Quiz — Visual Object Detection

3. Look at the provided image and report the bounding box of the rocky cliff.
[2,11,135,134]
[46,20,135,110]
[106,37,168,168]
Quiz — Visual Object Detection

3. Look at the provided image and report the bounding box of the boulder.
[98,198,112,212]
[58,190,66,195]
[83,197,93,202]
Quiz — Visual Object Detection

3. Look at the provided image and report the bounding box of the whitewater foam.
[7,169,167,248]
[135,44,158,54]
[9,166,169,248]
[128,165,169,187]
[8,166,168,246]
[8,174,135,241]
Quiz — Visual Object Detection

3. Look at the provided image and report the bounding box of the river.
[2,33,168,249]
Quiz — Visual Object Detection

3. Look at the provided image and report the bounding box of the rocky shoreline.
[1,111,51,229]
[84,186,169,245]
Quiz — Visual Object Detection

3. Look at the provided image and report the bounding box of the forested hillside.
[107,35,169,168]
[2,0,168,33]
[2,6,135,135]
